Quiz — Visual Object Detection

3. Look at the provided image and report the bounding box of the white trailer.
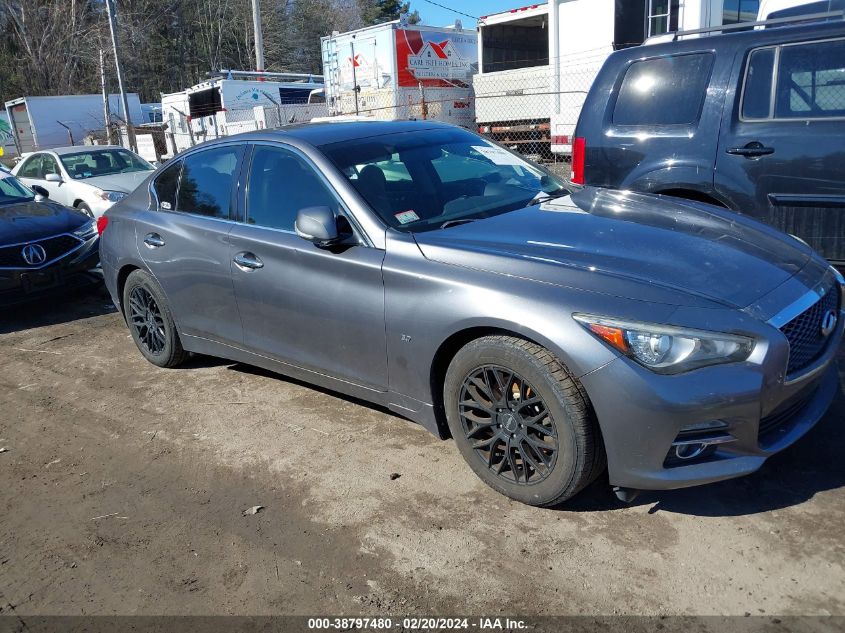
[4,94,143,155]
[321,19,478,128]
[161,72,324,155]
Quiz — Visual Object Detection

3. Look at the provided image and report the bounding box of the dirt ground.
[1,283,844,618]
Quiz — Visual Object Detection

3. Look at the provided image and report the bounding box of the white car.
[12,145,155,217]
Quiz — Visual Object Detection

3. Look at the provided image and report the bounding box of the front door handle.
[233,252,264,271]
[726,141,775,158]
[143,232,166,248]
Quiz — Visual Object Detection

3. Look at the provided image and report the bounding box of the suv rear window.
[612,53,714,126]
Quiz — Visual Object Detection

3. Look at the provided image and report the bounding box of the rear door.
[228,142,388,390]
[134,144,245,347]
[716,35,845,262]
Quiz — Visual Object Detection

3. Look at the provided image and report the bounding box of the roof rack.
[207,69,324,83]
[652,9,844,42]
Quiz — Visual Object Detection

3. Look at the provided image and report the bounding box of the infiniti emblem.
[820,310,838,338]
[21,243,47,266]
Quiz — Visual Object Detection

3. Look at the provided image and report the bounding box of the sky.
[415,0,529,27]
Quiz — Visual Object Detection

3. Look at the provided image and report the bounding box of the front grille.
[0,234,82,268]
[780,281,840,376]
[758,386,818,442]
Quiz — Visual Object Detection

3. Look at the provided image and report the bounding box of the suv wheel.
[123,269,187,368]
[444,336,605,507]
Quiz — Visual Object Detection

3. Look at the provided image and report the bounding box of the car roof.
[43,145,129,156]
[195,119,459,151]
[623,18,845,58]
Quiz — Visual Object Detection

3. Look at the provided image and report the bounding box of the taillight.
[571,137,586,185]
[96,216,109,235]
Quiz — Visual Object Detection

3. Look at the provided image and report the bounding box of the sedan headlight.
[96,190,127,202]
[72,219,97,240]
[573,314,755,374]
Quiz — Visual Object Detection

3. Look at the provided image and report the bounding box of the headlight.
[96,190,127,202]
[573,314,755,374]
[72,219,97,240]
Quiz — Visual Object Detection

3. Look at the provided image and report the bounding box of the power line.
[420,0,479,21]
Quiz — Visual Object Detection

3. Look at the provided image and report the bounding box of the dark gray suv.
[572,19,845,264]
[100,121,843,506]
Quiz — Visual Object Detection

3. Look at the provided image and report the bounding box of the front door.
[228,143,388,391]
[134,144,245,347]
[716,36,845,262]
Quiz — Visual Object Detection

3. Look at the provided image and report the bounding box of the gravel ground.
[1,285,843,618]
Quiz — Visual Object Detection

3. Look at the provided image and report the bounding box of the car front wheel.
[444,336,605,507]
[122,269,187,368]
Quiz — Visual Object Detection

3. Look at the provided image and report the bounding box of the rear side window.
[612,53,714,126]
[246,145,338,231]
[18,155,43,178]
[776,38,845,118]
[741,48,775,119]
[153,161,181,210]
[176,146,241,219]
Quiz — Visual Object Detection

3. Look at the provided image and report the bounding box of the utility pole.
[105,0,137,152]
[99,49,113,144]
[251,0,265,75]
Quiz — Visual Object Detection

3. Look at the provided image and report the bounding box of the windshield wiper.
[532,189,570,204]
[440,218,478,229]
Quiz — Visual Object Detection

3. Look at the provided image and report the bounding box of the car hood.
[413,187,813,309]
[78,171,154,193]
[0,199,89,244]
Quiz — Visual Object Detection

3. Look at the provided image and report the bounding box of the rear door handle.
[233,252,264,271]
[143,232,166,248]
[726,142,775,158]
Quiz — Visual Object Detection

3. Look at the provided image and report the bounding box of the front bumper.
[0,236,100,305]
[580,310,843,491]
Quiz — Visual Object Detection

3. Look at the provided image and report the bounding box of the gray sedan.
[99,121,843,507]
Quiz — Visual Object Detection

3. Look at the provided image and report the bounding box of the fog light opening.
[674,443,708,460]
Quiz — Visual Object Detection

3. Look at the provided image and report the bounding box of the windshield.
[321,128,569,232]
[60,149,154,180]
[0,172,35,204]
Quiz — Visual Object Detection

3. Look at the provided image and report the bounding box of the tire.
[76,202,94,218]
[122,269,187,368]
[444,335,605,507]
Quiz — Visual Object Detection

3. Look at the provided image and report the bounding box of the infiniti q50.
[99,121,843,506]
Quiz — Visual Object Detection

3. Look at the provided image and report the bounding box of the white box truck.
[321,19,478,127]
[4,93,143,155]
[161,71,325,155]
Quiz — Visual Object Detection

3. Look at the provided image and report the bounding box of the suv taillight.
[96,216,109,235]
[571,137,586,184]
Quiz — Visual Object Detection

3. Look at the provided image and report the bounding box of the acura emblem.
[820,310,838,338]
[21,243,47,266]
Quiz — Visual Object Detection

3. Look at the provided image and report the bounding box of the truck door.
[715,37,845,262]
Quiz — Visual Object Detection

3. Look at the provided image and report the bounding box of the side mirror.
[295,206,341,246]
[45,173,63,183]
[31,184,49,199]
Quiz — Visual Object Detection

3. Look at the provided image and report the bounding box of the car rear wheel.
[444,336,605,507]
[122,269,187,368]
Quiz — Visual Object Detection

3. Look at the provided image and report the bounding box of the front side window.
[153,160,181,210]
[17,155,43,179]
[41,155,60,177]
[176,146,240,219]
[775,38,845,118]
[322,128,568,233]
[246,145,340,231]
[60,149,154,180]
[647,0,679,36]
[613,53,714,126]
